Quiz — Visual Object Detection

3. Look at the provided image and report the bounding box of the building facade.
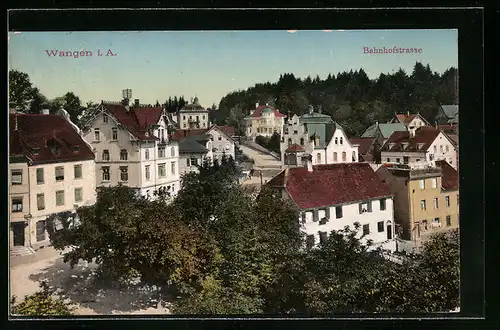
[9,111,96,251]
[268,162,396,251]
[375,160,459,246]
[81,100,181,199]
[205,125,236,162]
[389,112,430,136]
[245,103,286,141]
[177,97,210,129]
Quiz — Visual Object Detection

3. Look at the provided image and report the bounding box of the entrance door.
[387,225,392,240]
[12,222,25,246]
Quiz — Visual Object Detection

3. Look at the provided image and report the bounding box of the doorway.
[387,224,392,240]
[12,222,25,246]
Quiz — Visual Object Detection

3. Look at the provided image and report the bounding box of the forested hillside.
[214,62,458,137]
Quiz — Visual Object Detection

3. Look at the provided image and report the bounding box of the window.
[445,145,449,152]
[367,201,372,212]
[36,168,44,184]
[171,147,175,157]
[145,165,151,180]
[387,158,390,163]
[446,215,451,227]
[429,154,435,161]
[102,166,110,181]
[120,149,128,161]
[120,166,128,181]
[74,164,82,179]
[440,145,443,153]
[342,152,346,162]
[36,220,46,242]
[433,197,439,209]
[55,166,64,181]
[188,158,198,167]
[11,170,22,185]
[317,153,322,164]
[145,149,150,160]
[288,138,292,146]
[183,116,186,120]
[74,188,83,202]
[340,137,343,145]
[380,198,386,210]
[293,130,298,135]
[362,224,370,236]
[333,152,338,162]
[183,124,186,128]
[445,195,450,207]
[306,235,315,249]
[94,128,100,141]
[335,206,343,219]
[420,200,427,210]
[335,137,338,144]
[37,193,45,210]
[352,151,357,162]
[102,150,110,161]
[319,231,328,245]
[431,178,437,188]
[11,197,23,212]
[103,114,108,123]
[112,127,118,140]
[403,156,409,164]
[171,162,176,175]
[300,138,304,145]
[433,145,437,153]
[159,129,165,141]
[55,190,65,206]
[158,147,165,158]
[377,221,384,232]
[419,179,425,189]
[359,203,368,214]
[396,158,401,163]
[387,224,393,239]
[158,163,166,177]
[202,115,205,120]
[422,220,428,230]
[301,213,306,224]
[433,217,441,226]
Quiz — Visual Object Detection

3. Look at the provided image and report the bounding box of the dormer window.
[389,143,395,149]
[417,143,424,149]
[402,142,409,149]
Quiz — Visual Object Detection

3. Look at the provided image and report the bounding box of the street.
[238,144,282,170]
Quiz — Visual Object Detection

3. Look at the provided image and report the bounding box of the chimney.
[42,109,50,115]
[134,99,140,107]
[255,102,259,109]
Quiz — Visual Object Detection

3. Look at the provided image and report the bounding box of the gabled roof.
[435,160,458,190]
[249,105,286,118]
[218,125,236,137]
[178,135,209,153]
[267,163,392,209]
[299,111,334,124]
[9,114,95,165]
[102,103,163,141]
[285,143,305,152]
[349,138,375,155]
[361,123,408,139]
[395,113,418,125]
[440,105,459,119]
[380,126,443,152]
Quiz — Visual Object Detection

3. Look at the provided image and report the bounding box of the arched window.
[300,138,304,146]
[120,149,128,161]
[335,137,338,145]
[333,152,338,162]
[352,151,357,162]
[342,151,346,162]
[340,137,343,145]
[317,153,322,164]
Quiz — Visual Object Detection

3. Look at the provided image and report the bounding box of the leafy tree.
[28,87,49,114]
[62,92,84,125]
[10,281,75,316]
[9,70,36,112]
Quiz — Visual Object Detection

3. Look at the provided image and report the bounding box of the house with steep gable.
[81,99,181,199]
[267,161,396,251]
[389,112,431,136]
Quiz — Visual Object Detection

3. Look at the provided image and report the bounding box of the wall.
[426,132,458,169]
[208,128,236,161]
[381,151,427,164]
[299,197,395,249]
[246,112,285,139]
[9,162,30,247]
[178,152,207,177]
[178,111,209,129]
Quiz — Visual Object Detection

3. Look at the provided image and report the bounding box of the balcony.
[188,118,200,123]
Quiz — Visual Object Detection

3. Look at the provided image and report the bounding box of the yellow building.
[376,160,459,244]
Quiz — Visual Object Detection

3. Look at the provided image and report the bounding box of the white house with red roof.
[380,126,457,169]
[267,161,396,251]
[245,103,286,141]
[389,111,430,136]
[9,110,96,253]
[81,99,181,199]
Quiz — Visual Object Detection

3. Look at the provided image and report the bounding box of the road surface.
[238,144,282,170]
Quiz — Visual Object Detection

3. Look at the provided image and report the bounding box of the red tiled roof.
[349,138,375,155]
[218,125,236,136]
[285,143,305,152]
[381,126,441,152]
[9,114,94,164]
[395,113,418,125]
[268,163,392,209]
[103,103,163,141]
[250,105,286,118]
[435,160,458,190]
[437,124,458,135]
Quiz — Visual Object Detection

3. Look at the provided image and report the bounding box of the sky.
[8,30,458,107]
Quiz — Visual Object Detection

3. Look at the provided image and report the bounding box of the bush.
[10,281,75,316]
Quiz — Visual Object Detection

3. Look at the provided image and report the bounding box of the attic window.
[402,143,409,149]
[389,143,395,149]
[417,143,424,149]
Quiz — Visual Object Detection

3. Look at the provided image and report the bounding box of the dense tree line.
[45,156,459,315]
[215,62,458,137]
[255,133,281,154]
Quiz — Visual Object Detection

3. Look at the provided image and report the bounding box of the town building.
[281,106,359,168]
[380,126,458,169]
[9,110,96,253]
[244,103,286,141]
[361,122,408,145]
[388,112,431,136]
[81,99,181,199]
[170,129,213,177]
[177,97,210,129]
[205,125,236,162]
[349,138,381,163]
[435,104,459,125]
[375,160,459,246]
[267,161,396,251]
